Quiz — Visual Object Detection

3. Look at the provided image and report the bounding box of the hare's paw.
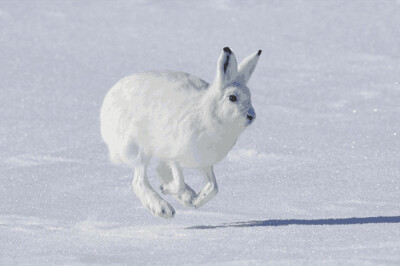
[153,200,175,219]
[173,184,197,208]
[146,195,175,219]
[192,183,218,209]
[136,188,176,219]
[192,196,205,209]
[159,182,183,196]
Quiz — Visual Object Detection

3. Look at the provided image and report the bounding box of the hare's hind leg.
[132,151,175,218]
[192,166,218,208]
[159,161,185,195]
[157,161,196,208]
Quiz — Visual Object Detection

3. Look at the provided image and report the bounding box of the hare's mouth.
[244,121,252,127]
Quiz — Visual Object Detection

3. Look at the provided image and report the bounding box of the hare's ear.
[215,47,238,87]
[237,50,262,85]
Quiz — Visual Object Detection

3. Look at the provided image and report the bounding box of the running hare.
[100,47,261,218]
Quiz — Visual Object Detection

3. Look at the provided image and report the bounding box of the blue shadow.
[186,216,400,230]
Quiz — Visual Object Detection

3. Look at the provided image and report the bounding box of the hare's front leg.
[192,166,218,208]
[157,161,197,208]
[132,151,175,218]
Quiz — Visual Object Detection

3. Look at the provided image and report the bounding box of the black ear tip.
[223,47,232,54]
[257,50,262,56]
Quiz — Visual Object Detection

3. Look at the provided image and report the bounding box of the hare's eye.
[229,95,237,102]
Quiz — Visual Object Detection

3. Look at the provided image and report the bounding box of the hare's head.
[208,47,261,130]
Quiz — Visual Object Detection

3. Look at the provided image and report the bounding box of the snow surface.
[1,0,400,265]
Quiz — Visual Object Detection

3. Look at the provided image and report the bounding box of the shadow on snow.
[186,216,400,230]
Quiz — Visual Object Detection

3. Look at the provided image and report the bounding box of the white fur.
[100,47,261,218]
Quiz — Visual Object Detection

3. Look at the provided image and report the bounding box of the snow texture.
[1,0,400,265]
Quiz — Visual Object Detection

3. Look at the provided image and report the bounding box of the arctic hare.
[100,47,261,218]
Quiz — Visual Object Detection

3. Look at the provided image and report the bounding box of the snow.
[1,0,400,264]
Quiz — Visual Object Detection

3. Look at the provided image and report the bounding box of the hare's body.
[101,71,239,168]
[101,48,261,218]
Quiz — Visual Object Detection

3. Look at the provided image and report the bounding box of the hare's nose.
[247,108,256,123]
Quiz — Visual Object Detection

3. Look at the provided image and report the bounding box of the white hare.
[100,47,261,218]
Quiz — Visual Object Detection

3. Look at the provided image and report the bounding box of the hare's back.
[101,71,209,154]
[124,71,208,96]
[116,70,208,115]
[103,70,207,121]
